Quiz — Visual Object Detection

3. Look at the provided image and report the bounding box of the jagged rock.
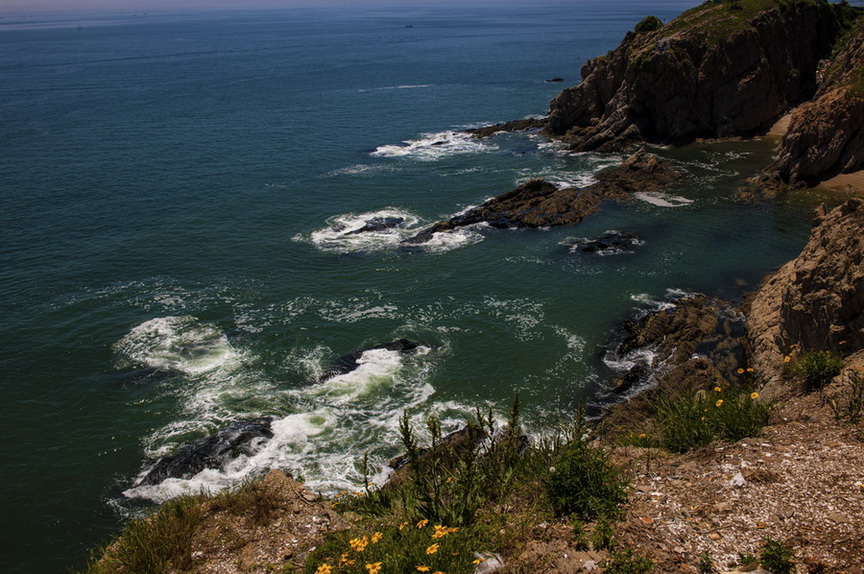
[467,117,548,138]
[756,18,864,189]
[746,198,864,389]
[405,149,679,244]
[135,417,275,486]
[546,0,846,151]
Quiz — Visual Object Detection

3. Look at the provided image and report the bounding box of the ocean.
[0,2,832,571]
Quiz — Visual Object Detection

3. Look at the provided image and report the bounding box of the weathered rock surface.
[746,198,864,389]
[757,17,864,189]
[467,117,548,138]
[405,149,679,244]
[136,417,275,486]
[546,0,847,152]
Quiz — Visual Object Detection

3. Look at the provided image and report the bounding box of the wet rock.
[405,149,679,244]
[135,417,275,486]
[467,117,548,138]
[344,216,406,235]
[570,231,641,254]
[323,339,423,380]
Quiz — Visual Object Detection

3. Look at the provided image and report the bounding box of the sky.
[1,0,591,14]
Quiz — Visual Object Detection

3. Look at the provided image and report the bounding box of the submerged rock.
[322,339,424,380]
[570,231,641,254]
[135,417,275,486]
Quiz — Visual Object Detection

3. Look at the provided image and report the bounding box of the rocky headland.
[476,0,863,193]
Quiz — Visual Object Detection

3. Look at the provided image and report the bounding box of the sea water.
[0,3,834,571]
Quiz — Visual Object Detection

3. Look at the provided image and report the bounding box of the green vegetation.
[663,0,843,46]
[546,439,629,519]
[832,371,864,424]
[653,383,771,453]
[83,496,204,574]
[603,548,654,573]
[759,537,795,574]
[787,349,844,392]
[312,399,634,572]
[634,15,664,34]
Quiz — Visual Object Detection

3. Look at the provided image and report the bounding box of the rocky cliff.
[758,18,864,188]
[546,0,848,152]
[746,198,864,390]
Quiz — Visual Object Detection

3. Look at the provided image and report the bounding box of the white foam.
[307,208,422,253]
[418,225,487,253]
[113,316,240,376]
[633,192,694,207]
[123,344,449,501]
[371,130,497,161]
[359,84,433,92]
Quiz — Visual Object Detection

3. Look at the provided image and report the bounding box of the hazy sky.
[2,0,590,13]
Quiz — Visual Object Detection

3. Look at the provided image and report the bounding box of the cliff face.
[760,19,864,187]
[547,0,845,152]
[746,198,864,387]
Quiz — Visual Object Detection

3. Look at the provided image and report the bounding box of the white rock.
[731,472,746,487]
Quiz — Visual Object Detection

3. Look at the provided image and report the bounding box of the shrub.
[604,548,654,573]
[759,537,795,574]
[545,440,628,519]
[84,496,204,574]
[788,350,843,392]
[634,15,663,33]
[654,391,716,453]
[655,384,770,452]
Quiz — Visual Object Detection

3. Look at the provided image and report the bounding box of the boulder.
[135,417,275,486]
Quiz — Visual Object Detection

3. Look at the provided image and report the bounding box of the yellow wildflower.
[751,392,759,399]
[638,433,647,439]
[349,537,369,552]
[371,532,383,544]
[746,367,754,372]
[434,572,445,574]
[446,476,453,483]
[790,344,798,348]
[784,355,791,363]
[426,544,440,555]
[431,525,459,539]
[737,368,745,374]
[840,340,848,345]
[472,558,488,565]
[714,386,722,392]
[417,567,430,572]
[399,522,409,530]
[416,519,429,529]
[366,562,383,574]
[716,399,724,407]
[315,564,332,574]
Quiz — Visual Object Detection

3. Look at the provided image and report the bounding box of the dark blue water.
[0,3,827,571]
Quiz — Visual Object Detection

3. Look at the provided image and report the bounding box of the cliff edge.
[546,0,847,152]
[757,18,864,189]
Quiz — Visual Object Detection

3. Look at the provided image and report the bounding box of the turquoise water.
[0,3,828,571]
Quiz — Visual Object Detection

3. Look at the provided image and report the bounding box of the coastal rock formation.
[135,417,275,487]
[746,198,864,388]
[599,294,745,425]
[405,149,679,244]
[546,0,846,151]
[758,18,864,189]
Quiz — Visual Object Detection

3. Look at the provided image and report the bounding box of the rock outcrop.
[405,149,679,244]
[135,417,276,486]
[545,0,847,152]
[746,198,864,389]
[757,17,864,189]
